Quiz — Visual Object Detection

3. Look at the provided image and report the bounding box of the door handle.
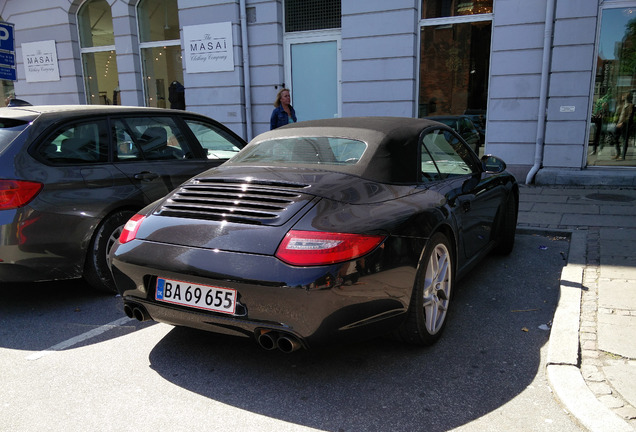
[134,171,159,181]
[457,197,471,213]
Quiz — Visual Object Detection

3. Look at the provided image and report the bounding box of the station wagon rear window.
[0,119,30,151]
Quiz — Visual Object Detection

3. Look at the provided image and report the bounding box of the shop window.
[422,0,492,19]
[137,0,184,109]
[588,7,636,166]
[285,0,341,32]
[418,20,491,122]
[78,0,120,105]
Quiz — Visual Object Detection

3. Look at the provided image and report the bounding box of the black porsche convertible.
[109,117,518,352]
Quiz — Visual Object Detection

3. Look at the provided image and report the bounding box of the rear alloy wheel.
[84,210,135,293]
[397,232,453,346]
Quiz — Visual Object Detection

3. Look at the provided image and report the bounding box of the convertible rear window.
[231,137,367,165]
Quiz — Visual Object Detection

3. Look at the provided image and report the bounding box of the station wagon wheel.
[84,210,135,293]
[396,232,453,346]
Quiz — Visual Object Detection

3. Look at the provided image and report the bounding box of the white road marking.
[26,317,134,361]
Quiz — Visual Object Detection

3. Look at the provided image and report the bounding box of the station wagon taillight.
[0,180,43,210]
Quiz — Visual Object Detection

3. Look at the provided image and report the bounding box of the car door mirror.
[481,155,506,173]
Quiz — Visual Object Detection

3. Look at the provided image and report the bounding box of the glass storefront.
[588,6,636,166]
[78,0,119,105]
[138,0,184,109]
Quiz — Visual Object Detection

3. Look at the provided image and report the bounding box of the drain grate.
[585,193,635,202]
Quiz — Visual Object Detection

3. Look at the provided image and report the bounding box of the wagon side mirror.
[481,155,506,174]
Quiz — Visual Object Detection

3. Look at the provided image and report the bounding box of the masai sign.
[22,40,60,82]
[183,22,234,73]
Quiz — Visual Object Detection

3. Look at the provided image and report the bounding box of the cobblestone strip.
[582,227,636,428]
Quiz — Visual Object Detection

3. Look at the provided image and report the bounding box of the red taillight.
[0,180,43,210]
[275,230,386,266]
[118,214,146,244]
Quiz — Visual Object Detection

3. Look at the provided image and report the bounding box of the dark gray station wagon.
[0,105,245,292]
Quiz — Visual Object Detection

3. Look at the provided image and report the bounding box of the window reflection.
[422,0,492,19]
[78,0,114,47]
[589,8,636,166]
[418,21,490,118]
[138,0,180,43]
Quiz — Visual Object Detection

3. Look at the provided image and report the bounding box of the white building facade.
[1,0,635,185]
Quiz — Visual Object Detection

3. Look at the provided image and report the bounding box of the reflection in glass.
[141,46,184,108]
[589,8,636,166]
[138,0,180,43]
[78,0,114,48]
[82,51,120,105]
[422,0,492,19]
[418,21,490,118]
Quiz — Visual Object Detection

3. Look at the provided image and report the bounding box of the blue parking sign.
[0,22,14,52]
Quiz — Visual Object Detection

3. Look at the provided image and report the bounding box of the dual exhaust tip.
[124,302,302,353]
[257,329,302,353]
[123,302,151,322]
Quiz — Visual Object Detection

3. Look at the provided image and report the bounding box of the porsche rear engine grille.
[156,178,312,225]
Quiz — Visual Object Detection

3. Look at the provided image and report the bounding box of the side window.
[184,119,242,160]
[113,116,192,161]
[38,120,108,164]
[420,129,477,182]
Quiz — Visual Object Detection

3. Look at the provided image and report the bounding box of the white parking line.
[26,317,134,361]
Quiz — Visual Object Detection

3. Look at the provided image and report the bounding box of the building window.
[137,0,183,109]
[78,0,120,105]
[285,0,341,32]
[418,20,491,122]
[588,7,636,166]
[422,0,493,19]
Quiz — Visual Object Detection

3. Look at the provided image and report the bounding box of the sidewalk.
[517,185,636,432]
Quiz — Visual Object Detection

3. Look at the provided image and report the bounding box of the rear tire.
[493,194,517,255]
[396,232,453,346]
[84,210,135,293]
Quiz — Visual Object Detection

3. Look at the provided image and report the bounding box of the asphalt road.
[0,233,584,432]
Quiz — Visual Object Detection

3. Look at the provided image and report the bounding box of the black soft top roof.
[239,117,444,184]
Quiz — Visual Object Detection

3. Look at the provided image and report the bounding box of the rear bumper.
[110,239,416,348]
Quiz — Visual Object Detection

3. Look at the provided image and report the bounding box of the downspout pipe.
[526,0,557,184]
[239,0,254,141]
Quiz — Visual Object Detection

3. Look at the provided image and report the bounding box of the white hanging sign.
[22,40,60,82]
[183,22,234,73]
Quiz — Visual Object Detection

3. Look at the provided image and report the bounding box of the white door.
[285,31,341,122]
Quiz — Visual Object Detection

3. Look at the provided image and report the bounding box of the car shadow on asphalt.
[145,234,571,432]
[0,278,150,352]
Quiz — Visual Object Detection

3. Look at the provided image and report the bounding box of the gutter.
[526,0,556,184]
[239,0,254,141]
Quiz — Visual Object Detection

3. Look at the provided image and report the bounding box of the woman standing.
[270,88,297,130]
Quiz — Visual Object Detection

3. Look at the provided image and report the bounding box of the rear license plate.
[155,278,237,315]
